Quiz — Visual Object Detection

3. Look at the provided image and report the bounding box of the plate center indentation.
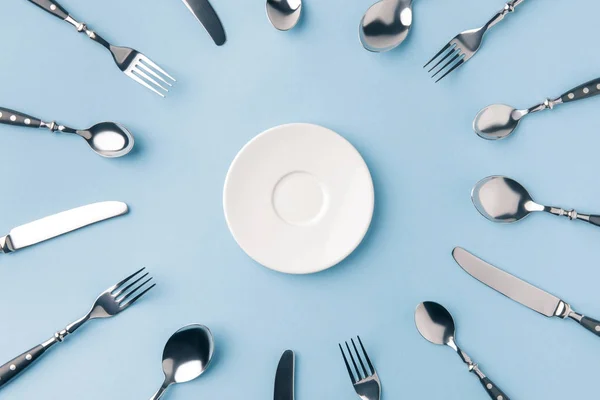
[272,171,326,226]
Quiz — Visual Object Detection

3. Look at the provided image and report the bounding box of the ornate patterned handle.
[0,108,42,128]
[0,345,46,388]
[561,78,600,104]
[479,376,511,400]
[27,0,69,20]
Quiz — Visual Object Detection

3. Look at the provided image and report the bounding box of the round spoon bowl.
[84,122,134,158]
[266,0,302,31]
[415,301,456,346]
[473,104,523,140]
[360,0,413,52]
[472,176,538,223]
[162,324,214,384]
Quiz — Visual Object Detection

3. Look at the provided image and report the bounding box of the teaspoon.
[473,77,600,140]
[472,176,600,227]
[0,107,134,158]
[415,301,510,400]
[266,0,302,31]
[150,324,215,400]
[360,0,414,52]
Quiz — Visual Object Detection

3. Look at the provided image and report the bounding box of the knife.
[181,0,227,46]
[274,350,295,400]
[0,201,128,254]
[453,247,600,337]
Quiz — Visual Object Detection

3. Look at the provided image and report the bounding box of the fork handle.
[0,108,42,128]
[560,77,600,104]
[27,0,69,20]
[0,345,46,389]
[486,0,526,30]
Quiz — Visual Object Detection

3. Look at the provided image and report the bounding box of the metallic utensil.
[266,0,302,31]
[453,247,600,337]
[0,107,134,158]
[474,77,600,140]
[27,0,175,97]
[359,0,414,53]
[424,0,525,82]
[150,324,215,400]
[338,336,381,400]
[472,176,600,227]
[181,0,226,45]
[415,302,510,400]
[0,268,155,389]
[274,350,295,400]
[0,201,128,254]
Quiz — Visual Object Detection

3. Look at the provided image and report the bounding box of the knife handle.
[478,376,511,400]
[0,345,46,388]
[27,0,69,20]
[585,215,600,227]
[0,108,42,128]
[579,316,600,337]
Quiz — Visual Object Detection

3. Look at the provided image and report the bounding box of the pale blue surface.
[1,1,600,399]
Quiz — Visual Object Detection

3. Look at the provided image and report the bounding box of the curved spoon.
[474,76,600,140]
[360,0,414,52]
[150,324,215,400]
[0,107,134,158]
[472,175,600,227]
[415,302,510,400]
[266,0,302,31]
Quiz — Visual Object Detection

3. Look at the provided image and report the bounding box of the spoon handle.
[149,381,170,400]
[477,375,511,400]
[0,107,42,128]
[560,77,600,104]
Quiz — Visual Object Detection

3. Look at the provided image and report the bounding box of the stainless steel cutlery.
[424,0,525,82]
[0,202,128,255]
[415,301,511,400]
[453,247,600,338]
[472,176,600,228]
[0,268,155,389]
[266,0,303,31]
[150,324,215,400]
[359,0,414,53]
[181,0,227,46]
[474,77,600,140]
[27,0,175,97]
[0,107,134,158]
[339,336,381,400]
[274,350,295,400]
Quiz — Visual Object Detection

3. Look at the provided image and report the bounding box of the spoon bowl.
[473,104,526,140]
[266,0,302,31]
[472,176,542,223]
[415,301,456,346]
[360,0,414,52]
[80,122,134,158]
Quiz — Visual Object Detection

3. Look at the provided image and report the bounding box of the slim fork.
[339,336,381,400]
[424,0,526,82]
[27,0,176,97]
[0,268,155,389]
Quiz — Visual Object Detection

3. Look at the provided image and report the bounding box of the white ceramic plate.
[223,123,374,274]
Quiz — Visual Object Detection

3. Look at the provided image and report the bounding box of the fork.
[339,336,381,400]
[424,0,525,82]
[27,0,176,97]
[0,268,155,389]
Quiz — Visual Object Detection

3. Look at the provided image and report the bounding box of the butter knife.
[274,350,295,400]
[0,201,128,254]
[453,247,600,337]
[181,0,226,46]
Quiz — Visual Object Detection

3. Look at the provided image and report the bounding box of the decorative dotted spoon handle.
[0,345,46,389]
[479,376,511,400]
[560,77,600,103]
[27,0,69,20]
[0,107,42,128]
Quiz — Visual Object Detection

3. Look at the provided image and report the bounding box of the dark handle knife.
[181,0,226,46]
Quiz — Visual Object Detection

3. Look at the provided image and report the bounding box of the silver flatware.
[453,247,600,337]
[415,301,510,400]
[338,336,380,400]
[27,0,176,97]
[150,324,215,400]
[424,0,525,82]
[472,176,600,227]
[360,0,414,52]
[274,350,295,400]
[474,77,600,140]
[0,107,134,158]
[0,201,128,255]
[266,0,302,31]
[182,0,226,46]
[0,268,155,389]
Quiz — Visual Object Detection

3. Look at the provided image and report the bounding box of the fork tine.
[427,46,456,73]
[357,336,375,375]
[435,58,465,83]
[339,344,356,384]
[108,268,146,294]
[128,72,165,97]
[137,62,172,87]
[139,56,176,82]
[351,338,369,378]
[133,67,169,93]
[120,281,156,310]
[345,341,363,380]
[431,52,462,79]
[424,42,451,68]
[118,277,153,304]
[113,272,149,298]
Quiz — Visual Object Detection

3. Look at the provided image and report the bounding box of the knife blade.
[0,201,128,254]
[452,247,600,338]
[274,350,295,400]
[182,0,226,46]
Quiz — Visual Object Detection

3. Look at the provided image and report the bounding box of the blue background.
[1,0,599,399]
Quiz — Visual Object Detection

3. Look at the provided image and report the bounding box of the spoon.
[473,76,600,140]
[359,0,414,52]
[472,175,600,227]
[0,107,134,158]
[415,302,510,400]
[266,0,302,31]
[150,324,215,400]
